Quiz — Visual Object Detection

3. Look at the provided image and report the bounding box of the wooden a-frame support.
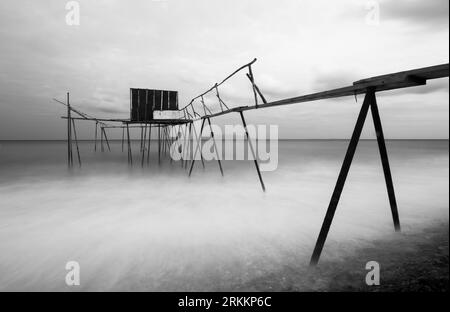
[310,88,401,266]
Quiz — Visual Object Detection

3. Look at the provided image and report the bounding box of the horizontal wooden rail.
[198,63,449,120]
[58,62,448,125]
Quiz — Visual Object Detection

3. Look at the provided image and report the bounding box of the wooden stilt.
[188,119,206,176]
[103,128,111,151]
[177,125,183,167]
[191,121,205,169]
[101,127,104,152]
[94,121,98,152]
[147,125,152,165]
[239,111,265,192]
[141,124,147,167]
[140,125,144,152]
[184,122,192,169]
[67,92,72,167]
[162,127,166,155]
[158,124,161,164]
[164,126,169,155]
[169,126,174,164]
[126,123,132,165]
[248,65,259,108]
[167,127,173,159]
[71,119,82,167]
[121,126,125,152]
[181,123,188,168]
[207,117,223,176]
[371,92,401,231]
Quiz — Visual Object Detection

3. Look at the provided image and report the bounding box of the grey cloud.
[314,71,359,91]
[380,0,449,28]
[95,106,128,115]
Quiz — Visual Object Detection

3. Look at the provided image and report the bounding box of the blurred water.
[0,140,448,291]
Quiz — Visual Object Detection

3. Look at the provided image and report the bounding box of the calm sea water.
[0,140,448,291]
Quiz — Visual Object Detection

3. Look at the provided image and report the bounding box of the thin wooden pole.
[248,65,259,108]
[158,124,161,164]
[180,124,186,167]
[67,92,72,167]
[141,124,147,167]
[169,126,174,164]
[167,127,171,155]
[207,117,223,176]
[246,73,267,104]
[164,127,167,155]
[140,125,144,152]
[94,121,98,152]
[239,111,265,192]
[71,119,82,167]
[370,92,401,231]
[103,128,111,152]
[162,127,166,155]
[121,126,125,152]
[100,127,104,152]
[127,123,132,165]
[191,121,205,169]
[181,124,187,168]
[189,119,206,176]
[147,125,152,165]
[184,122,192,169]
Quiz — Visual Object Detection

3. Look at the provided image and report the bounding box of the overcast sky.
[0,0,448,139]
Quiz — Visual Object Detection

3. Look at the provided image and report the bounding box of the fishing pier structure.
[56,59,449,265]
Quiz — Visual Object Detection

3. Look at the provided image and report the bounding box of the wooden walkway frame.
[57,60,449,266]
[176,60,448,265]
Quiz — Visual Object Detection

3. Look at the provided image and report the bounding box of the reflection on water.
[0,140,448,291]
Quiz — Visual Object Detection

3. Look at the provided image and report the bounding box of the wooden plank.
[354,63,449,85]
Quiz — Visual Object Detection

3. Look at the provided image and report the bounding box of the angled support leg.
[147,125,152,165]
[67,93,72,167]
[71,119,82,167]
[121,126,125,153]
[94,121,99,152]
[310,91,371,266]
[140,126,144,152]
[310,89,400,266]
[191,121,205,169]
[239,111,265,192]
[100,127,104,152]
[181,123,188,168]
[158,124,161,164]
[141,124,147,167]
[184,123,192,169]
[188,119,206,176]
[126,123,132,165]
[103,128,111,152]
[371,94,401,231]
[207,117,224,176]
